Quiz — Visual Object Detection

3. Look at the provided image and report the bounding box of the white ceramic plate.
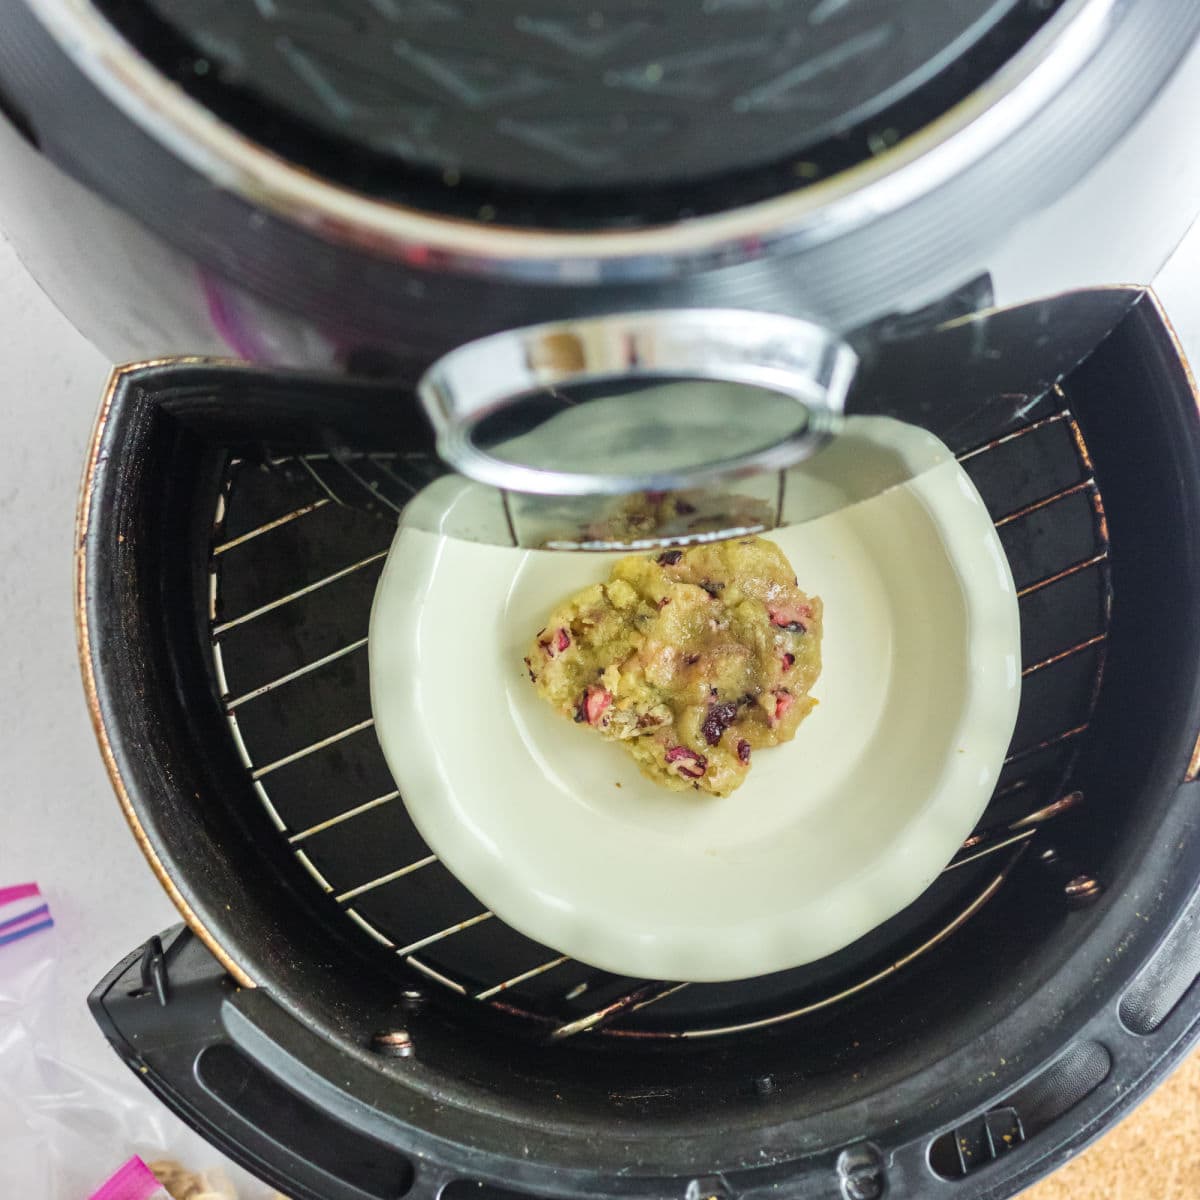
[369,421,1021,982]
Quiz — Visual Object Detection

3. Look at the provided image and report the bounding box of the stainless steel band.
[417,309,857,496]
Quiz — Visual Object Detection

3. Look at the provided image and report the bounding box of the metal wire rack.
[208,402,1111,1040]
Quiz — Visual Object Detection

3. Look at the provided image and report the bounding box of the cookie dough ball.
[525,536,821,797]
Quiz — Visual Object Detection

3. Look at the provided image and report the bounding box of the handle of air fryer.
[89,926,467,1200]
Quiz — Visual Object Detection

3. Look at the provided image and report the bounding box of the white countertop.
[0,232,179,1057]
[0,232,261,1197]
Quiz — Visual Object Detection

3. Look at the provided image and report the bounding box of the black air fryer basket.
[81,293,1200,1200]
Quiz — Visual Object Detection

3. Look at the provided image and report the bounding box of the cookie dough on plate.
[525,536,822,797]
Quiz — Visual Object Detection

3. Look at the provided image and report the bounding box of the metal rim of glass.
[417,309,858,496]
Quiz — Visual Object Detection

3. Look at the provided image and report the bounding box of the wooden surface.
[1023,1047,1200,1199]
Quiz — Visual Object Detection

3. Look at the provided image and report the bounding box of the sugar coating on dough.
[525,536,822,797]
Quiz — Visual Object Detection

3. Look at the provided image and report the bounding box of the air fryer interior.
[211,389,1104,1032]
[79,292,1200,1195]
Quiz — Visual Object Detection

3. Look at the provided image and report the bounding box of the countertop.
[1,220,1198,1197]
[1026,1052,1200,1200]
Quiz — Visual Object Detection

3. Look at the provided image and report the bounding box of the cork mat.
[1024,1047,1200,1198]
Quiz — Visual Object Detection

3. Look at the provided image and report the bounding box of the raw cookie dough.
[524,536,822,797]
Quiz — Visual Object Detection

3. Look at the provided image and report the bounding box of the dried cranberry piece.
[674,500,697,515]
[657,596,671,608]
[524,656,537,683]
[665,745,707,778]
[700,579,725,598]
[701,701,739,746]
[584,685,613,726]
[539,626,571,657]
[684,653,701,665]
[768,600,813,632]
[737,739,752,765]
[657,549,683,566]
[773,690,794,723]
[781,652,795,672]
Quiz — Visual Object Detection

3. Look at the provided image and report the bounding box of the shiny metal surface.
[419,309,853,495]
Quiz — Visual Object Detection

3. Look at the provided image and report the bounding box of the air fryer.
[3,1,1200,1198]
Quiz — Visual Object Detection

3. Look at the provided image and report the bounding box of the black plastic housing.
[80,295,1200,1197]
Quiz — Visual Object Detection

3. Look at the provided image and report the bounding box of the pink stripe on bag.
[88,1156,169,1200]
[0,882,40,906]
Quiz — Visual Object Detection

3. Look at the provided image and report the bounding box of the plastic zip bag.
[89,1157,175,1200]
[0,883,277,1199]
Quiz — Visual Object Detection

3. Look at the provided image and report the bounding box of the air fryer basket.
[81,293,1200,1200]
